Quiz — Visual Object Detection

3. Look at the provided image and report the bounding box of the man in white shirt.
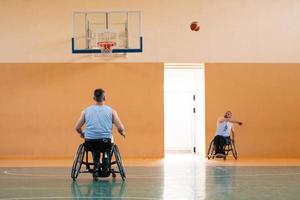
[214,111,242,157]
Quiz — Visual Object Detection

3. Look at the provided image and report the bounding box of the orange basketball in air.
[190,21,200,31]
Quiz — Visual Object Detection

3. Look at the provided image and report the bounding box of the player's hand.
[80,132,85,138]
[121,132,126,139]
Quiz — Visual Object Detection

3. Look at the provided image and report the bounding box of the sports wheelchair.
[207,137,238,160]
[71,142,126,181]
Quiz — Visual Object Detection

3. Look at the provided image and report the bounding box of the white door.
[165,91,194,151]
[164,66,205,155]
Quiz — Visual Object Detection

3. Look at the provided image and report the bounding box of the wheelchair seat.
[207,136,238,160]
[71,142,126,181]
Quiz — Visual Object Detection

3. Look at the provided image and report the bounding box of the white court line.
[3,170,69,177]
[3,169,300,179]
[2,169,163,179]
[213,166,228,171]
[2,169,161,178]
[207,172,300,178]
[0,197,159,200]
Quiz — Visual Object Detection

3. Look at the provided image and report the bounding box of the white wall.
[0,0,300,63]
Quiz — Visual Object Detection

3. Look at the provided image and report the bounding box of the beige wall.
[0,0,300,63]
[2,63,300,159]
[205,63,300,158]
[0,63,164,158]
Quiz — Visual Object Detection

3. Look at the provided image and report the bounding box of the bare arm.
[112,110,126,138]
[75,111,85,138]
[219,118,243,126]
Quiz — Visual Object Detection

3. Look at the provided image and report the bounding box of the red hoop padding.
[97,41,116,51]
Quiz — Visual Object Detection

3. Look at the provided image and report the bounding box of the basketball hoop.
[97,41,116,54]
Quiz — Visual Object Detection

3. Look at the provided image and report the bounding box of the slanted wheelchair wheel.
[113,145,126,181]
[207,139,215,159]
[112,169,117,178]
[71,143,85,181]
[231,142,238,160]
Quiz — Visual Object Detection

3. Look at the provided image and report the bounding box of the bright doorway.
[164,63,205,156]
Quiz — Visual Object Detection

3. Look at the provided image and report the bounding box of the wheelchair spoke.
[207,139,215,159]
[71,143,85,181]
[113,145,126,180]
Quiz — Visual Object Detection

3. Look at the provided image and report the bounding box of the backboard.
[72,11,143,54]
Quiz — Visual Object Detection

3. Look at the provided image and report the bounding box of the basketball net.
[97,41,116,54]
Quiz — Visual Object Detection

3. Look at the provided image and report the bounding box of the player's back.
[84,105,113,139]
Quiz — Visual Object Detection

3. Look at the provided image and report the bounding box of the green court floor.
[1,156,300,200]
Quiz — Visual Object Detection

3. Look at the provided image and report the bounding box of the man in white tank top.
[75,88,125,178]
[214,111,243,157]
